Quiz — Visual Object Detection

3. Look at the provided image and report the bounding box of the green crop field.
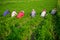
[0,0,60,40]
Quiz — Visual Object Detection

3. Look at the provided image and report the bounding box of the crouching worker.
[11,10,17,17]
[41,9,46,17]
[31,9,36,18]
[17,10,24,18]
[50,8,57,15]
[3,10,10,16]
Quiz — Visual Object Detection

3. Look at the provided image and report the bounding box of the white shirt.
[41,11,46,17]
[11,11,17,17]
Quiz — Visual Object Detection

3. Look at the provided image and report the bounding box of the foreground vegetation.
[0,0,60,40]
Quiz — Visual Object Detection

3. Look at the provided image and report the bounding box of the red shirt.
[17,12,24,18]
